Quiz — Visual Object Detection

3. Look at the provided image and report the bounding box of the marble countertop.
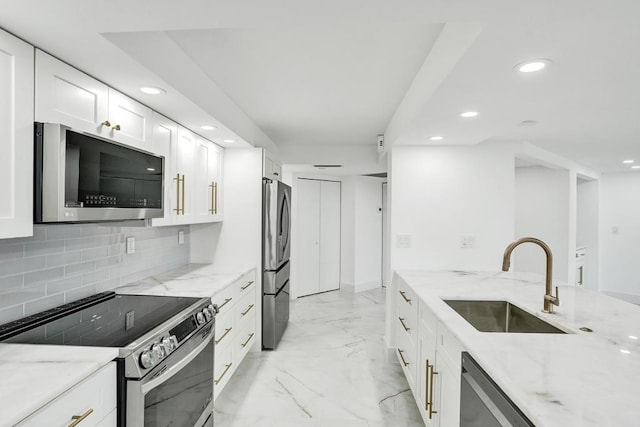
[116,263,254,298]
[397,270,640,426]
[0,344,118,425]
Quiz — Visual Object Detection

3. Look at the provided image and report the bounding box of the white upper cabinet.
[35,50,153,151]
[150,113,178,227]
[195,137,224,222]
[0,29,34,238]
[35,49,109,137]
[263,149,282,181]
[107,88,153,151]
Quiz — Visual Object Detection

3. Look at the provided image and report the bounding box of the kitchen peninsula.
[394,270,640,426]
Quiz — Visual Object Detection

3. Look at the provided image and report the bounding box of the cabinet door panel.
[296,179,321,297]
[194,139,211,220]
[0,30,33,238]
[175,127,197,220]
[108,89,152,151]
[35,50,109,136]
[319,180,341,292]
[150,113,177,226]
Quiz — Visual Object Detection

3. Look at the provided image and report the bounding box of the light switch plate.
[126,236,135,254]
[178,230,185,244]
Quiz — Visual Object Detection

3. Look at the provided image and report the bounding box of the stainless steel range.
[0,292,217,426]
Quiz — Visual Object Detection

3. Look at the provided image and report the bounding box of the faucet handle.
[555,286,560,303]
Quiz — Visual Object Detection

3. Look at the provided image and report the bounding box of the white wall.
[577,179,599,290]
[390,143,515,272]
[341,176,383,292]
[599,173,640,298]
[514,166,570,283]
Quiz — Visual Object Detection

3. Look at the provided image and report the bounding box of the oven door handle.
[141,326,213,394]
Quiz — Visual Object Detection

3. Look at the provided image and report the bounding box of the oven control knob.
[196,311,206,325]
[161,336,176,354]
[203,308,213,321]
[151,343,166,360]
[208,304,219,315]
[139,350,155,369]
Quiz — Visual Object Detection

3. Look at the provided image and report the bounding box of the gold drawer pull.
[173,174,185,215]
[428,362,439,418]
[113,124,121,131]
[241,332,255,348]
[101,120,111,127]
[214,363,232,385]
[399,290,412,304]
[215,327,232,345]
[241,304,255,316]
[241,281,254,291]
[398,317,410,332]
[397,348,409,367]
[69,408,93,427]
[218,297,232,309]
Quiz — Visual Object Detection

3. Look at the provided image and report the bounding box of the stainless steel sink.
[443,300,567,334]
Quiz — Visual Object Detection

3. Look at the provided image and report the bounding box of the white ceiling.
[0,0,639,173]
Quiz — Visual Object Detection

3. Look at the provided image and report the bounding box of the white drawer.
[18,363,116,427]
[235,316,256,364]
[236,270,256,296]
[397,278,418,313]
[395,321,417,387]
[213,344,234,401]
[213,310,234,351]
[234,287,256,331]
[397,295,418,344]
[212,283,237,317]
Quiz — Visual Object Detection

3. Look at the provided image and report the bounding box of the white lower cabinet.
[213,269,257,401]
[18,363,116,426]
[394,277,464,427]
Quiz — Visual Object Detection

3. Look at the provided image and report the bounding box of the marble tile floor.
[214,288,424,427]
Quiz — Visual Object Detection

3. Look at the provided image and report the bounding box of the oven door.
[126,325,214,426]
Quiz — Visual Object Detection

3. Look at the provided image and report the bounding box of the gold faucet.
[502,237,560,313]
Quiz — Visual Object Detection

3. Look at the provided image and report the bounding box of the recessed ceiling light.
[620,349,631,354]
[629,335,638,340]
[516,59,551,73]
[623,160,634,164]
[140,86,166,95]
[223,139,236,143]
[460,111,479,118]
[429,136,444,141]
[518,120,539,127]
[201,125,217,131]
[632,165,640,169]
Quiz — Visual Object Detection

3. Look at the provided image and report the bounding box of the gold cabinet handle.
[213,182,218,214]
[218,297,232,310]
[101,120,111,127]
[113,124,121,131]
[428,363,439,419]
[273,172,279,176]
[398,317,410,332]
[241,281,254,291]
[181,174,186,214]
[425,359,430,412]
[397,348,409,367]
[241,332,255,348]
[68,408,94,427]
[399,290,412,304]
[209,182,215,214]
[173,174,184,214]
[214,327,232,345]
[241,304,255,316]
[214,363,232,385]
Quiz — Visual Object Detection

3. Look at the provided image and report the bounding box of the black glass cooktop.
[0,292,200,348]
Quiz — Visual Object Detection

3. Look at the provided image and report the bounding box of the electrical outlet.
[126,236,135,254]
[460,235,476,249]
[178,230,185,245]
[396,234,412,248]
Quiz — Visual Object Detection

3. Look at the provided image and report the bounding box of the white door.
[319,180,341,292]
[0,30,33,238]
[35,49,110,137]
[297,179,321,297]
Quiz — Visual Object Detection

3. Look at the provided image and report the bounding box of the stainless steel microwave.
[34,122,164,223]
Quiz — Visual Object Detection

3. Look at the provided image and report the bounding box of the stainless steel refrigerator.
[262,178,291,349]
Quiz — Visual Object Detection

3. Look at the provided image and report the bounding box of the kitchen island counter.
[396,270,640,426]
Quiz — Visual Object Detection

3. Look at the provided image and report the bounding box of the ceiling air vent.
[313,164,342,169]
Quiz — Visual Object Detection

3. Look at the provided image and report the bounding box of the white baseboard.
[340,280,382,293]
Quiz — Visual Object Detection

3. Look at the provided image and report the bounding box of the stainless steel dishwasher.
[460,352,534,426]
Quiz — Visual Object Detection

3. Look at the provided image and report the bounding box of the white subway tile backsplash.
[0,224,189,324]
